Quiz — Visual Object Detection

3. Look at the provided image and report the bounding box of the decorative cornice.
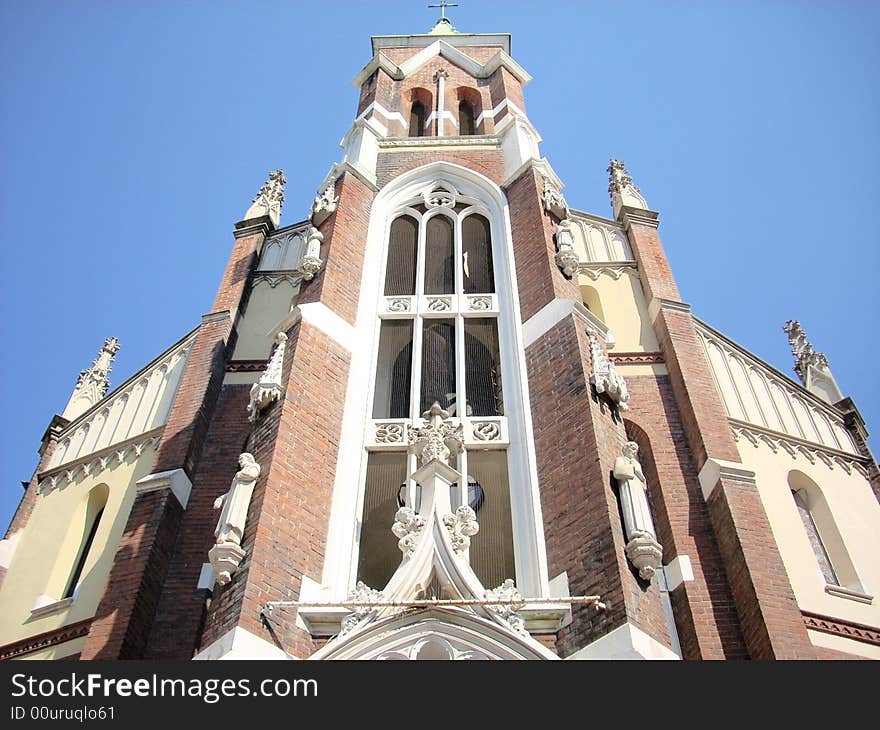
[802,610,880,647]
[38,428,163,493]
[0,618,92,661]
[729,420,870,476]
[610,352,664,365]
[251,271,303,289]
[225,360,269,373]
[578,263,639,281]
[378,135,501,149]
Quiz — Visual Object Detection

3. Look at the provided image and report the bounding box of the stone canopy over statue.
[613,441,663,580]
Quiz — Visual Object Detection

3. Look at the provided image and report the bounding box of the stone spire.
[608,159,649,219]
[783,320,844,404]
[243,169,286,227]
[62,337,121,420]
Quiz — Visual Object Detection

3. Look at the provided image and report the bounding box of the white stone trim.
[197,563,215,591]
[824,584,874,605]
[425,110,458,129]
[522,298,614,350]
[697,457,756,501]
[192,626,292,660]
[298,302,357,351]
[357,101,407,132]
[0,530,22,570]
[135,468,193,509]
[30,595,74,619]
[476,97,527,127]
[648,296,692,323]
[664,555,695,591]
[567,622,680,660]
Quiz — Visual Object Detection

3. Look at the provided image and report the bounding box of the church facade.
[1,18,878,661]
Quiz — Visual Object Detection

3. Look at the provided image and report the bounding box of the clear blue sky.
[1,1,878,532]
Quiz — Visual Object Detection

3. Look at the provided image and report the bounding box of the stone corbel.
[299,227,325,281]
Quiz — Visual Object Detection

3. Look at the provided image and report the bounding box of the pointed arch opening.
[62,484,109,599]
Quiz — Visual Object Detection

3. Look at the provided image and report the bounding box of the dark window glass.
[372,321,413,419]
[385,216,418,296]
[464,318,503,416]
[63,506,104,599]
[424,215,455,294]
[459,99,476,135]
[420,320,457,414]
[357,453,408,588]
[410,101,426,137]
[462,215,494,294]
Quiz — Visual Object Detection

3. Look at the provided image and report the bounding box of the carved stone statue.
[613,442,663,580]
[541,174,570,220]
[311,182,339,226]
[214,453,261,546]
[554,218,579,277]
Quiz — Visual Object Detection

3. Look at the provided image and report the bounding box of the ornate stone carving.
[472,421,501,441]
[299,226,325,281]
[208,453,261,586]
[340,581,384,635]
[310,182,339,226]
[588,331,629,410]
[484,579,528,636]
[467,296,492,311]
[541,174,569,220]
[244,169,286,227]
[63,337,121,420]
[247,332,287,422]
[392,507,426,558]
[783,320,829,381]
[613,442,663,580]
[608,159,648,213]
[427,296,452,311]
[422,184,456,208]
[408,402,463,467]
[554,218,579,278]
[387,298,411,313]
[443,505,479,554]
[375,423,405,444]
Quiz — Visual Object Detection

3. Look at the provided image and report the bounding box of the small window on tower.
[410,101,427,137]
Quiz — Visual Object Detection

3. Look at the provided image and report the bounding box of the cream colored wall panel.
[231,279,297,361]
[581,274,659,353]
[807,629,880,660]
[735,437,880,634]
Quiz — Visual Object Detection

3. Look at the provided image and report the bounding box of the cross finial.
[428,1,458,20]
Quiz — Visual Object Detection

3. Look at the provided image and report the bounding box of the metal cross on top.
[428,1,459,19]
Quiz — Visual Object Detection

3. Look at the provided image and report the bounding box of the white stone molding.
[62,337,121,421]
[247,332,287,422]
[783,320,844,404]
[310,182,339,227]
[421,182,457,209]
[297,302,358,351]
[208,453,260,586]
[695,319,857,455]
[484,578,528,636]
[192,626,292,661]
[647,296,692,323]
[729,420,870,477]
[697,457,757,501]
[356,101,407,133]
[567,622,679,660]
[824,583,874,605]
[554,218,579,277]
[367,416,509,450]
[664,555,695,592]
[608,158,649,219]
[40,430,162,494]
[339,118,383,185]
[30,595,74,619]
[569,214,634,263]
[298,226,325,281]
[497,113,542,180]
[136,467,193,509]
[578,263,639,281]
[197,563,215,591]
[443,505,480,555]
[392,507,426,559]
[613,442,662,579]
[522,298,614,350]
[588,330,630,411]
[339,581,385,635]
[408,402,464,467]
[244,169,286,227]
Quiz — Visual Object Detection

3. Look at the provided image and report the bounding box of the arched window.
[63,485,108,599]
[458,100,476,135]
[788,470,864,593]
[360,190,515,590]
[410,101,427,137]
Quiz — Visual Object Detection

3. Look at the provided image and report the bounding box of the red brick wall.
[200,319,351,657]
[376,149,505,188]
[145,385,253,659]
[624,375,748,659]
[525,315,672,657]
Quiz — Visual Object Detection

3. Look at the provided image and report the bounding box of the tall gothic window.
[360,186,514,590]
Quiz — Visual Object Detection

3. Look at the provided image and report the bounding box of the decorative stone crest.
[554,218,579,278]
[442,505,479,554]
[299,226,325,281]
[310,182,339,226]
[340,581,384,635]
[408,402,463,467]
[784,320,829,381]
[244,169,286,227]
[541,174,569,220]
[422,184,456,209]
[613,442,663,580]
[484,579,528,636]
[467,296,492,311]
[472,421,500,441]
[375,423,405,443]
[392,507,426,558]
[208,453,261,586]
[387,298,411,313]
[246,332,287,422]
[427,296,452,311]
[588,331,629,410]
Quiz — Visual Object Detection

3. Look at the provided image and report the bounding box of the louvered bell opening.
[464,318,503,417]
[384,215,417,296]
[372,320,413,419]
[424,215,455,295]
[420,320,456,414]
